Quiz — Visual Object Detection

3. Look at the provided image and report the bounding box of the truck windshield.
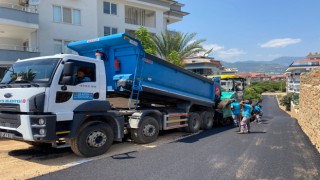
[221,79,244,92]
[0,58,60,84]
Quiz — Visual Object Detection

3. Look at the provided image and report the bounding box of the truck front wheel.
[185,112,201,133]
[131,116,159,144]
[70,122,114,157]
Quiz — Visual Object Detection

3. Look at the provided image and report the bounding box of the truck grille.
[0,103,20,112]
[0,113,21,128]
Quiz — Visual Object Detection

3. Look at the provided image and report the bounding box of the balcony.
[163,2,189,25]
[0,0,39,64]
[0,24,39,63]
[0,2,38,25]
[0,2,37,12]
[125,6,156,28]
[0,44,39,64]
[0,2,39,59]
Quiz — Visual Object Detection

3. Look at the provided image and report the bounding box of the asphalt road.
[34,95,320,180]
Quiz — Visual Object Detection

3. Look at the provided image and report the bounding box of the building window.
[54,39,75,54]
[72,9,81,25]
[53,6,62,22]
[103,1,117,15]
[104,26,118,36]
[53,5,81,25]
[63,7,72,23]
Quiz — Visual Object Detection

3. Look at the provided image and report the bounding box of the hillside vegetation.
[244,81,286,101]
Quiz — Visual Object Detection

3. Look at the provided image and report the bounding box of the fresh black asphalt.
[34,95,320,180]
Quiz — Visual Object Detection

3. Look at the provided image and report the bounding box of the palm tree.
[152,31,205,61]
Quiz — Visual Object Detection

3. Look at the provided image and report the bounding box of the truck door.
[47,59,99,121]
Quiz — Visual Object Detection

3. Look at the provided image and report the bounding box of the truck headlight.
[39,128,46,135]
[38,118,45,125]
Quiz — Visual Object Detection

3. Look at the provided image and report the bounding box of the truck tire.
[200,111,214,130]
[70,122,114,157]
[185,112,201,133]
[131,116,159,144]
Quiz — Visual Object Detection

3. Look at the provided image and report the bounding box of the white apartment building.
[183,56,224,76]
[0,0,188,77]
[286,53,320,93]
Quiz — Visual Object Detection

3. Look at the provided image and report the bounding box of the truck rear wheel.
[70,122,114,157]
[131,116,159,144]
[200,111,214,130]
[185,112,201,133]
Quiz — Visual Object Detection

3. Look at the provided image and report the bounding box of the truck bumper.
[0,114,57,142]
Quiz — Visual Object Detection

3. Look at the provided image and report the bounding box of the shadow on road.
[111,151,137,160]
[8,146,72,161]
[247,131,266,134]
[262,116,273,120]
[176,125,234,144]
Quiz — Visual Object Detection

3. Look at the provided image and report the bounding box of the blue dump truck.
[0,33,220,157]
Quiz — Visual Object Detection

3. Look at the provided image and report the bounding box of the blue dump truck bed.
[68,33,218,107]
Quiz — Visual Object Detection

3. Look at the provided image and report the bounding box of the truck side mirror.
[61,76,73,86]
[63,62,74,76]
[61,62,74,86]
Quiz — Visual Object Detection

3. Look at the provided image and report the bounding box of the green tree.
[135,26,157,55]
[152,31,205,65]
[280,93,299,111]
[166,50,181,66]
[249,81,286,93]
[244,87,262,101]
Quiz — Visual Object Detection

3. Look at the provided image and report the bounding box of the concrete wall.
[37,0,168,56]
[299,67,320,151]
[38,0,98,56]
[97,0,124,36]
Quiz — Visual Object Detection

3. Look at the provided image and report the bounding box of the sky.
[169,0,320,62]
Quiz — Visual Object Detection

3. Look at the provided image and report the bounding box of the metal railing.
[0,44,39,52]
[125,18,155,28]
[0,2,38,13]
[125,18,144,26]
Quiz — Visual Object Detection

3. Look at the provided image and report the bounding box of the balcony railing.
[125,18,143,26]
[0,2,38,13]
[0,44,39,52]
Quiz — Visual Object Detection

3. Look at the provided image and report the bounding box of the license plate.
[0,132,14,138]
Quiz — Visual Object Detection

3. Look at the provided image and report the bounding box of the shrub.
[280,93,299,111]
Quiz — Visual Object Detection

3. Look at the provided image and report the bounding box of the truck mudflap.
[0,114,57,142]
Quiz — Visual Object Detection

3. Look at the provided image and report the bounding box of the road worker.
[230,99,241,127]
[238,100,252,134]
[253,104,263,124]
